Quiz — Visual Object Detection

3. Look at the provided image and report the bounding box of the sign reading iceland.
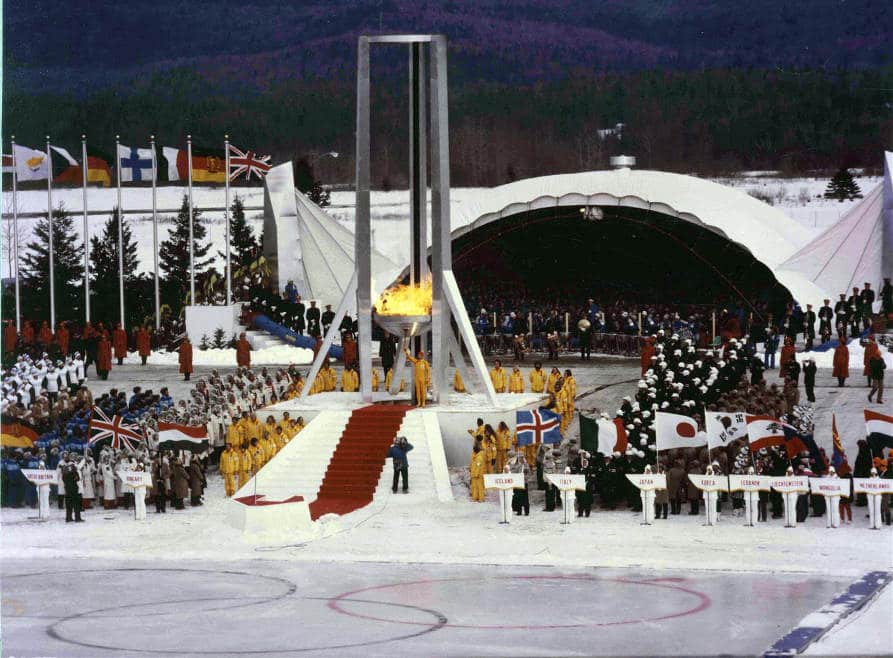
[686,474,729,493]
[768,476,809,493]
[545,473,587,491]
[21,470,58,486]
[625,473,667,491]
[483,473,525,490]
[727,475,771,492]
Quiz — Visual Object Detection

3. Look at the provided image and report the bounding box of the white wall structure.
[184,304,240,346]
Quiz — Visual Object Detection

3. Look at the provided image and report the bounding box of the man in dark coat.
[860,282,875,330]
[379,333,397,375]
[306,301,321,338]
[386,436,413,494]
[321,304,336,336]
[188,458,205,506]
[818,299,834,344]
[62,460,83,522]
[170,458,189,510]
[152,456,169,513]
[834,294,849,337]
[802,304,816,351]
[802,358,817,403]
[667,459,686,515]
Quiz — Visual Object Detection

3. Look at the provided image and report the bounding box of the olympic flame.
[374,279,433,316]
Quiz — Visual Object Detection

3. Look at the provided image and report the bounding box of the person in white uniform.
[824,466,842,528]
[867,467,883,530]
[640,465,656,525]
[704,464,719,526]
[783,466,798,528]
[744,466,760,527]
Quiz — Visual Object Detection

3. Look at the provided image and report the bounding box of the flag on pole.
[830,414,847,470]
[88,407,144,451]
[228,144,272,181]
[162,145,226,183]
[780,424,823,463]
[117,144,155,183]
[157,422,209,452]
[53,147,113,187]
[705,411,747,451]
[865,409,893,454]
[12,144,50,181]
[515,408,563,446]
[655,412,704,451]
[580,414,629,455]
[745,415,796,453]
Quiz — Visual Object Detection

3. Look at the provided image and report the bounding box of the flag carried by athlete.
[745,415,796,453]
[865,409,893,454]
[228,144,272,181]
[515,408,563,446]
[580,414,629,455]
[830,413,848,470]
[655,411,705,451]
[705,411,747,451]
[88,407,144,451]
[156,422,209,452]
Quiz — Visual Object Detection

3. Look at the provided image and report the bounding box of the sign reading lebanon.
[21,469,58,486]
[727,474,771,492]
[483,473,525,490]
[852,478,893,494]
[807,478,849,497]
[768,476,809,493]
[686,474,729,493]
[119,470,153,488]
[626,473,667,491]
[545,473,587,491]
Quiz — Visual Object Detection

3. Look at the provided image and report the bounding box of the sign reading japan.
[686,474,729,493]
[483,473,525,490]
[727,475,771,492]
[119,471,153,488]
[545,473,587,491]
[807,478,849,497]
[21,469,58,486]
[625,473,667,491]
[852,478,893,494]
[768,476,809,493]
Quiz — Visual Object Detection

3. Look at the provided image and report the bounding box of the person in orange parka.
[779,336,796,379]
[96,332,113,380]
[832,338,849,387]
[136,325,152,366]
[863,337,880,387]
[38,320,53,346]
[55,321,70,356]
[112,323,128,365]
[341,331,358,369]
[3,320,17,355]
[640,336,655,376]
[236,332,251,368]
[21,320,35,345]
[179,336,194,381]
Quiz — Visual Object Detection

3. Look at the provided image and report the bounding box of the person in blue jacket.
[386,436,413,494]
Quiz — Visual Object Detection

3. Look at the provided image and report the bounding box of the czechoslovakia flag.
[655,412,705,451]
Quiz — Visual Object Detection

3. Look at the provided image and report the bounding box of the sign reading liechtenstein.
[686,474,729,493]
[21,470,58,486]
[545,473,586,492]
[807,478,849,497]
[727,474,771,492]
[852,478,893,494]
[483,473,525,490]
[768,476,810,493]
[625,473,667,491]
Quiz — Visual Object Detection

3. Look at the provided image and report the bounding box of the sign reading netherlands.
[21,469,58,486]
[686,474,729,493]
[545,473,587,491]
[852,478,893,494]
[727,474,772,492]
[768,476,810,493]
[483,473,525,490]
[807,478,849,497]
[625,473,667,491]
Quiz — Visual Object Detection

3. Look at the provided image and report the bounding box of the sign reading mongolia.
[686,474,729,493]
[852,478,893,494]
[768,476,809,493]
[625,473,667,491]
[21,469,58,486]
[545,473,587,491]
[483,473,525,490]
[727,475,771,492]
[807,478,849,497]
[119,471,153,488]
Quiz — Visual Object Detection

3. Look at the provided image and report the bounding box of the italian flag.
[157,422,209,452]
[580,414,628,455]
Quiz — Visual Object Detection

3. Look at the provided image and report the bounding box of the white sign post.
[769,476,810,528]
[120,471,153,521]
[853,478,893,529]
[22,469,58,521]
[546,473,586,525]
[484,473,525,524]
[808,478,849,528]
[625,474,667,526]
[728,474,771,526]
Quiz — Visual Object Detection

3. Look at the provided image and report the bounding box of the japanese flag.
[705,411,747,451]
[655,412,705,451]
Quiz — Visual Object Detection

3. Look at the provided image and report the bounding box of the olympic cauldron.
[373,279,432,339]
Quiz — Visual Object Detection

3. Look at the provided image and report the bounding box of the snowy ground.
[805,583,893,655]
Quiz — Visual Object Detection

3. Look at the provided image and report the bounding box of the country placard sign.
[727,474,771,492]
[807,478,848,497]
[119,471,153,488]
[768,476,809,493]
[686,474,729,493]
[852,478,893,494]
[545,473,587,492]
[626,473,667,491]
[483,473,525,490]
[21,469,58,486]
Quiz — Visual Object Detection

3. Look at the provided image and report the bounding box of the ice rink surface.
[1,558,852,657]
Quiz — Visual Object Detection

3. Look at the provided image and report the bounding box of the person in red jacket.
[640,336,655,376]
[179,336,194,381]
[779,336,796,379]
[3,320,17,355]
[832,338,849,387]
[21,320,35,345]
[112,323,128,365]
[38,321,53,347]
[55,321,70,356]
[342,331,358,369]
[97,332,113,380]
[136,325,152,366]
[236,332,251,368]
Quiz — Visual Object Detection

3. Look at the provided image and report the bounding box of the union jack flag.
[228,144,272,181]
[88,407,143,451]
[515,408,562,446]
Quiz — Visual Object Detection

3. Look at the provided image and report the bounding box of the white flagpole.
[115,135,126,328]
[81,135,91,323]
[11,136,21,330]
[45,136,56,331]
[150,135,160,330]
[187,135,195,304]
[224,135,231,304]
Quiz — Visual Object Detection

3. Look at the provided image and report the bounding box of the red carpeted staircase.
[309,405,412,520]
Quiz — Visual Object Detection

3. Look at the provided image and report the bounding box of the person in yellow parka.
[320,361,337,392]
[250,438,266,475]
[513,429,537,468]
[495,421,513,473]
[238,443,253,489]
[372,368,381,392]
[384,368,406,393]
[546,367,561,395]
[260,433,277,463]
[453,369,465,392]
[509,366,524,393]
[469,445,487,502]
[341,365,359,392]
[490,359,507,393]
[225,418,244,447]
[481,424,498,474]
[245,412,264,443]
[404,347,431,407]
[263,416,278,440]
[219,444,239,496]
[529,362,546,393]
[555,380,573,435]
[467,418,485,444]
[277,412,293,437]
[562,369,577,401]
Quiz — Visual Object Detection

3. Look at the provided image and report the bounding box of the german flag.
[1,421,38,448]
[161,145,226,184]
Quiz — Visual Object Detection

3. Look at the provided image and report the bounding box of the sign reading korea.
[119,471,153,488]
[768,476,810,494]
[728,474,771,492]
[852,478,893,494]
[807,478,849,497]
[625,473,667,491]
[545,473,587,492]
[483,473,525,490]
[21,469,58,486]
[686,474,729,493]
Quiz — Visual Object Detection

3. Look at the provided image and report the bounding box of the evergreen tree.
[21,205,84,323]
[219,195,259,272]
[824,168,863,201]
[89,208,140,325]
[159,195,212,310]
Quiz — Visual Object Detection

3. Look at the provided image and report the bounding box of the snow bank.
[147,345,313,367]
[804,582,893,655]
[801,340,893,371]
